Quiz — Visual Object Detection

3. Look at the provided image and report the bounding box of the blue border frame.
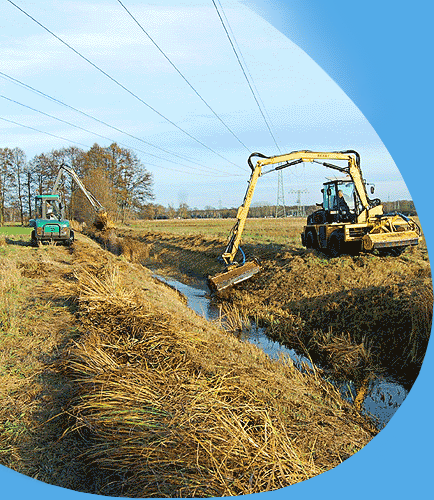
[2,1,432,498]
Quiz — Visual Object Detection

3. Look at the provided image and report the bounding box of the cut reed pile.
[59,254,376,497]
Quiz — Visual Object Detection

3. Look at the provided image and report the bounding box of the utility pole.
[289,189,308,217]
[275,171,286,218]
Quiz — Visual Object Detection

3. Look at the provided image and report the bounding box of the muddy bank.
[110,228,432,391]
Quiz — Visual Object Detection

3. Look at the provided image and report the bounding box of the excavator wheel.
[328,231,344,258]
[305,230,316,249]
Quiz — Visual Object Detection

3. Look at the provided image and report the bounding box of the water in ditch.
[157,275,408,429]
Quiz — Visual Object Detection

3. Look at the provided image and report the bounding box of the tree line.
[140,200,417,220]
[0,142,416,226]
[0,143,154,226]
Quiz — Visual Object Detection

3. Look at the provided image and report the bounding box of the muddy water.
[156,275,408,429]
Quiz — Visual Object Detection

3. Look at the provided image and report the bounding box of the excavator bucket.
[362,230,419,251]
[208,260,261,292]
[93,211,115,231]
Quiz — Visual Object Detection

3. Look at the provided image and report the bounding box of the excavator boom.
[208,149,420,292]
[53,164,114,231]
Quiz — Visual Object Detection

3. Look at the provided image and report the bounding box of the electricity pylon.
[289,189,308,217]
[275,171,286,218]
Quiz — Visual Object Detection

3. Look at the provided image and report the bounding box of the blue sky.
[1,0,411,209]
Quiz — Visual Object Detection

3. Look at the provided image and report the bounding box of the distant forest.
[0,143,153,226]
[141,199,417,221]
[0,144,416,225]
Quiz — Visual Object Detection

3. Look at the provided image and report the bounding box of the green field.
[0,225,32,235]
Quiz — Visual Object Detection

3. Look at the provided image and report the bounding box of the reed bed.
[59,258,376,497]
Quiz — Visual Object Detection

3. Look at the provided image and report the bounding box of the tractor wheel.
[305,231,316,249]
[30,230,38,247]
[65,230,75,247]
[328,231,344,258]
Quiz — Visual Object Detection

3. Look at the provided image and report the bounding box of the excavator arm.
[222,150,371,268]
[52,164,104,212]
[255,150,372,216]
[52,163,113,230]
[209,149,390,292]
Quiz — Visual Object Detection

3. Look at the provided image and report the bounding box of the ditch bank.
[0,233,378,497]
[58,235,378,496]
[105,228,433,392]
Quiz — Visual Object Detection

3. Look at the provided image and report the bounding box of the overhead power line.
[0,71,225,172]
[0,116,91,149]
[0,115,238,178]
[212,0,281,153]
[0,93,236,177]
[7,0,245,171]
[116,0,251,156]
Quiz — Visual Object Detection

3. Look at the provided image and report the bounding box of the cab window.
[323,184,337,211]
[337,182,355,211]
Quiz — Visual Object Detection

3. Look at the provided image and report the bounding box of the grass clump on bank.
[59,255,377,497]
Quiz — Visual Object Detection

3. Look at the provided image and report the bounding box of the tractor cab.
[308,179,359,225]
[29,195,74,246]
[34,194,63,220]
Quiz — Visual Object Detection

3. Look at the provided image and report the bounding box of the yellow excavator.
[208,150,420,292]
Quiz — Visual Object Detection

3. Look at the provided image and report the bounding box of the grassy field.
[129,216,307,246]
[0,225,32,236]
[0,231,377,496]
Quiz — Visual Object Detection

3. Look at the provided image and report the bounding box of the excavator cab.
[320,180,358,223]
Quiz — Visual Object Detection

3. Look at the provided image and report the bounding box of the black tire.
[66,229,75,247]
[305,231,316,249]
[328,231,344,257]
[30,230,38,247]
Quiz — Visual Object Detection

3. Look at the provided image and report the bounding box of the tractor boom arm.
[52,164,104,213]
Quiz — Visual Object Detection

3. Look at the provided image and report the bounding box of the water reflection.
[156,275,407,428]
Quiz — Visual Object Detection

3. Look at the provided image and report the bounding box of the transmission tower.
[289,189,308,217]
[275,171,286,218]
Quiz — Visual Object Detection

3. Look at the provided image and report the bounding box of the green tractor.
[29,194,74,246]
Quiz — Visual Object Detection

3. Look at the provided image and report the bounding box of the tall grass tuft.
[59,262,376,497]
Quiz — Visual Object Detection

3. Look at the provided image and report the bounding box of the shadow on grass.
[257,281,432,391]
[2,281,117,494]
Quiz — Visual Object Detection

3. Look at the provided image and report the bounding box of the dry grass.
[113,217,432,390]
[56,252,377,497]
